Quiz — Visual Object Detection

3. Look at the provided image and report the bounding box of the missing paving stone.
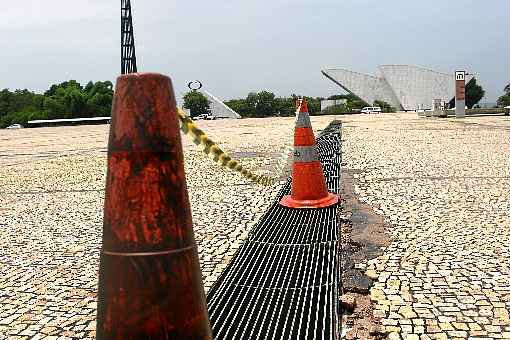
[339,168,390,340]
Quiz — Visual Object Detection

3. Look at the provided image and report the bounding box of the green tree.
[497,82,510,108]
[43,80,86,118]
[0,80,114,128]
[307,97,322,115]
[44,80,83,97]
[43,97,66,119]
[225,93,346,117]
[245,92,258,117]
[497,95,510,107]
[465,79,485,109]
[0,89,14,117]
[274,97,295,116]
[254,91,276,117]
[328,93,368,110]
[290,96,323,115]
[224,99,250,117]
[8,89,40,114]
[0,88,44,127]
[62,89,86,117]
[321,104,350,115]
[348,95,368,110]
[183,91,211,118]
[83,81,114,116]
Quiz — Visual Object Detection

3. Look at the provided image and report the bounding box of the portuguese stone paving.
[2,113,509,339]
[0,116,333,339]
[342,114,510,339]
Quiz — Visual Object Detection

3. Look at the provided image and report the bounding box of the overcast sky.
[1,0,508,102]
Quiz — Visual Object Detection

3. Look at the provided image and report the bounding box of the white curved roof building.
[322,65,474,111]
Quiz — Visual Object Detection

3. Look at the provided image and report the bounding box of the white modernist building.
[322,65,474,111]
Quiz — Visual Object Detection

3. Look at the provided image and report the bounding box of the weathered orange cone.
[280,98,339,209]
[96,73,212,339]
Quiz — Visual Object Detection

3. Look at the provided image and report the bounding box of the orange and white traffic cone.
[96,73,212,339]
[279,98,339,209]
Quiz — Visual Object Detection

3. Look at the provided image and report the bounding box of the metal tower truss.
[121,0,137,74]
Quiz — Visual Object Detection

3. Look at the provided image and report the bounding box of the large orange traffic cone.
[279,98,339,209]
[96,73,212,339]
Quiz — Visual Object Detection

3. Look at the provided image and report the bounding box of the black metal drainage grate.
[207,121,342,339]
[249,208,338,244]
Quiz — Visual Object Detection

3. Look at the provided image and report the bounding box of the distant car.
[361,107,382,114]
[194,114,216,120]
[194,114,208,120]
[447,106,468,111]
[6,124,23,129]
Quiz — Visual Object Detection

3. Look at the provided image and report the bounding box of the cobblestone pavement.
[0,116,334,339]
[342,114,510,339]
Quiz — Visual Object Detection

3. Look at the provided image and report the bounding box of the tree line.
[183,80,489,118]
[0,80,113,128]
[184,91,381,118]
[223,92,324,117]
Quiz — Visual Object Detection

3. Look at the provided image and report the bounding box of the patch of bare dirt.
[339,168,390,340]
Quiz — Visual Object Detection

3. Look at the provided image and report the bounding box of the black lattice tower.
[121,0,137,74]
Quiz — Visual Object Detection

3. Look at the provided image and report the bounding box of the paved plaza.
[342,114,510,339]
[1,113,509,339]
[0,116,333,339]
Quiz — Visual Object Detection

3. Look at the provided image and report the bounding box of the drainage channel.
[207,121,343,339]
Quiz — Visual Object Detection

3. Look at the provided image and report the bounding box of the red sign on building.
[455,71,466,101]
